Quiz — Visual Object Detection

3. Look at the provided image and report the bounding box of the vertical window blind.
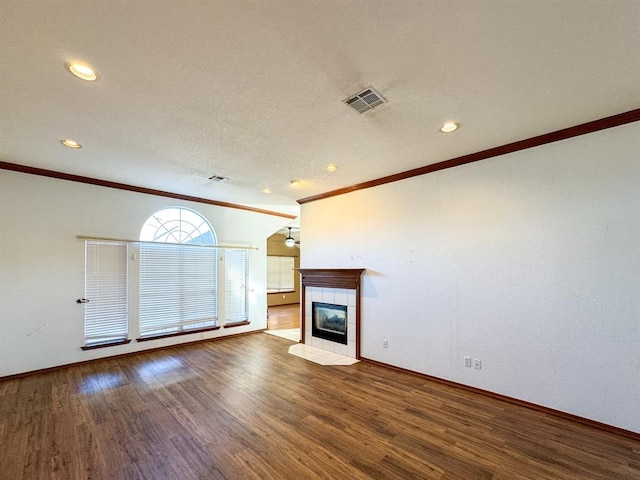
[225,249,249,323]
[139,242,218,338]
[84,241,128,346]
[267,256,295,293]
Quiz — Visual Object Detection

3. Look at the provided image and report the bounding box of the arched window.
[138,207,219,339]
[140,207,217,245]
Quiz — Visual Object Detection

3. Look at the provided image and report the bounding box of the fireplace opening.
[312,302,347,345]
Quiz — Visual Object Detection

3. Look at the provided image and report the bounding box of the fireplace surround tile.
[307,292,354,356]
[321,288,335,304]
[334,288,349,306]
[322,339,337,352]
[347,326,356,343]
[305,290,353,355]
[347,290,356,307]
[347,306,356,327]
[333,343,348,357]
[309,287,322,302]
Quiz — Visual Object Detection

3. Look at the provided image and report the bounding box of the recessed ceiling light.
[440,122,460,133]
[60,139,82,149]
[65,63,99,82]
[262,188,272,194]
[326,164,338,172]
[289,180,300,186]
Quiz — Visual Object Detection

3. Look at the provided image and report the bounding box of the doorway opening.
[266,304,300,341]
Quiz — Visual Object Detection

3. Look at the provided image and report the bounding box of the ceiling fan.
[284,227,300,247]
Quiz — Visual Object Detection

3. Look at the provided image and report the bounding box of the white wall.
[0,170,291,376]
[301,122,640,434]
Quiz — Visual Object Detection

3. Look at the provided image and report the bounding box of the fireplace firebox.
[312,302,347,345]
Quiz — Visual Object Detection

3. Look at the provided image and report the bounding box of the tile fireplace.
[297,269,365,359]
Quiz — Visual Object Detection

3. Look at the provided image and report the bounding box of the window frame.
[137,207,219,341]
[267,255,296,294]
[224,249,250,327]
[82,240,131,350]
[138,241,219,341]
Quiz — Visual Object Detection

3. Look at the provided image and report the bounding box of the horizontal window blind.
[139,242,217,337]
[84,241,128,346]
[267,256,295,293]
[225,249,248,323]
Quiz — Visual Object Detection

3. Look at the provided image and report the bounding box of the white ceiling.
[2,1,639,218]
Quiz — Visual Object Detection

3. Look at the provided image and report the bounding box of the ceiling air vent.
[344,86,387,114]
[208,174,229,183]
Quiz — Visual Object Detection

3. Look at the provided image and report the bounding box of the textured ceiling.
[1,1,639,218]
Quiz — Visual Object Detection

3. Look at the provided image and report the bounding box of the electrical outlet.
[464,356,472,367]
[383,340,388,349]
[474,359,482,370]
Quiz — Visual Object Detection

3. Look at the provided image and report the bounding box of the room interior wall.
[0,170,291,377]
[266,233,300,306]
[300,122,640,434]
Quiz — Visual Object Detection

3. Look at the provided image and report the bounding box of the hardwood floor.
[267,303,300,330]
[1,333,639,479]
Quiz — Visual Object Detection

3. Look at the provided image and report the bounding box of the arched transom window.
[140,207,217,245]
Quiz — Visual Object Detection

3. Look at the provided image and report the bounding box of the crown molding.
[0,161,296,219]
[298,107,640,204]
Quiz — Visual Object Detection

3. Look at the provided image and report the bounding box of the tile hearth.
[288,343,359,366]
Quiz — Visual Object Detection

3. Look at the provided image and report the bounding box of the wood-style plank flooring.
[267,303,300,330]
[1,333,639,479]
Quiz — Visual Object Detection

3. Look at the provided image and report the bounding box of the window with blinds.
[267,256,295,293]
[84,241,129,347]
[139,242,218,338]
[225,249,248,324]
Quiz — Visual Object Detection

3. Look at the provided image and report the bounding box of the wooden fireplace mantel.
[296,268,365,358]
[297,268,365,289]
